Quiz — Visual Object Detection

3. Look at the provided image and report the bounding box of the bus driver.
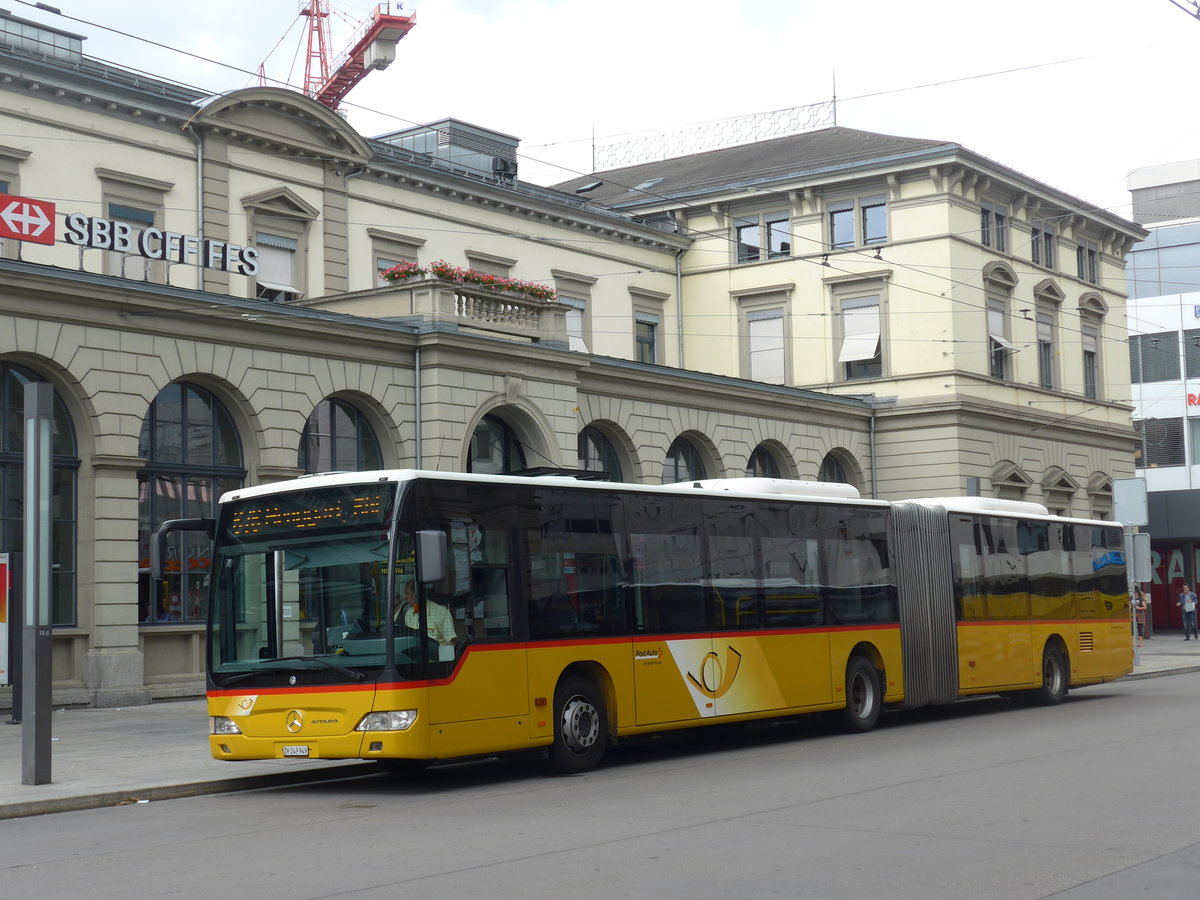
[397,580,457,650]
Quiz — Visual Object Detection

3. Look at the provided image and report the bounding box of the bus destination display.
[224,485,393,539]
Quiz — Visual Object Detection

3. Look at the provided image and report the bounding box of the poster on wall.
[0,553,8,684]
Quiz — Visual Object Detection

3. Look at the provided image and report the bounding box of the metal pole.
[22,382,52,785]
[6,552,21,724]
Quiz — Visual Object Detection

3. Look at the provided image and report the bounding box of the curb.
[1124,664,1200,681]
[0,762,370,821]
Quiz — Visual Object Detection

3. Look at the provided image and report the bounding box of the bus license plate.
[282,745,310,758]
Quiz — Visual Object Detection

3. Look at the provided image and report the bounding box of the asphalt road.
[1,673,1197,900]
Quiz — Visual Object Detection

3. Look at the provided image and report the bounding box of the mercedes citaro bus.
[152,470,1132,774]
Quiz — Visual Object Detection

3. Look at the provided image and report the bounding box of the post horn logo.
[687,646,743,699]
[285,710,304,734]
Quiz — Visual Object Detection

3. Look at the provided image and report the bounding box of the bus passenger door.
[425,525,529,759]
[629,571,714,725]
[628,526,715,727]
[956,516,1031,691]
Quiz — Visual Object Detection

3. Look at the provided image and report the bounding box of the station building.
[0,10,1144,705]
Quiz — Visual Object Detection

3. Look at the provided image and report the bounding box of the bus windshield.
[207,481,427,684]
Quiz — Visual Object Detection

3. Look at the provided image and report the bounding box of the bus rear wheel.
[1032,646,1068,705]
[837,655,882,733]
[549,676,608,774]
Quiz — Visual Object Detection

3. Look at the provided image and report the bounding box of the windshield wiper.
[220,656,366,684]
[279,655,367,681]
[222,670,267,685]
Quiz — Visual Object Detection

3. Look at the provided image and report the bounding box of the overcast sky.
[20,0,1200,218]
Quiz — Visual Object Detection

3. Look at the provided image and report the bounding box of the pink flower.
[380,259,557,301]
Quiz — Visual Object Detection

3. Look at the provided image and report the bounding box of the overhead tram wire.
[15,0,1131,219]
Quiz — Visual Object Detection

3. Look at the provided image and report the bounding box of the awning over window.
[838,298,880,363]
[255,243,297,291]
[988,304,1016,351]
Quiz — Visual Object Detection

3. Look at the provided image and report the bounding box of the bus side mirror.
[416,530,447,585]
[151,517,216,579]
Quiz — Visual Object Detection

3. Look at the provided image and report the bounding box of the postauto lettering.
[63,212,259,276]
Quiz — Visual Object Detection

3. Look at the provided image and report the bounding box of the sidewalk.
[0,700,370,820]
[1,636,1198,820]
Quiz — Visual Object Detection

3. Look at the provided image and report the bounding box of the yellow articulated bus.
[152,471,1132,774]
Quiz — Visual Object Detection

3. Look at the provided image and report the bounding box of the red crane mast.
[299,1,416,111]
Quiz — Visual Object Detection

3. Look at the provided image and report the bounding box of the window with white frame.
[243,189,317,302]
[107,202,156,281]
[464,249,516,278]
[1082,321,1100,399]
[828,194,887,250]
[1076,239,1099,284]
[734,210,791,263]
[838,296,882,380]
[553,270,597,353]
[980,201,1008,252]
[631,288,668,365]
[987,298,1016,380]
[1036,306,1056,389]
[746,308,786,384]
[1031,221,1057,269]
[0,145,29,261]
[97,168,171,283]
[635,313,658,364]
[255,230,301,302]
[369,228,424,287]
[562,297,588,352]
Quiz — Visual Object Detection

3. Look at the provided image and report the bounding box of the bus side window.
[820,506,895,625]
[472,567,511,636]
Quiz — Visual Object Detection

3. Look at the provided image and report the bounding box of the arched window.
[664,436,707,483]
[746,444,781,478]
[819,452,850,484]
[137,382,244,624]
[467,414,526,474]
[299,398,383,473]
[0,363,78,625]
[578,426,622,481]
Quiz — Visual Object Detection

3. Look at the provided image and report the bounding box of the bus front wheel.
[549,676,608,774]
[838,655,883,733]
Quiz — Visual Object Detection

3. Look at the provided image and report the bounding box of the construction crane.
[298,1,416,110]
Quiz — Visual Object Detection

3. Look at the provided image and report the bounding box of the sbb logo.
[0,194,55,245]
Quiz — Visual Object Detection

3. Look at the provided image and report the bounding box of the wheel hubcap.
[560,695,599,754]
[850,672,874,719]
[1046,657,1062,694]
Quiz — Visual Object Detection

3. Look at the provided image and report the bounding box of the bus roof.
[900,495,1123,527]
[218,471,1119,526]
[218,470,889,508]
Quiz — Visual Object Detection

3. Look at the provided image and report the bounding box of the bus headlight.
[210,716,242,735]
[355,710,418,732]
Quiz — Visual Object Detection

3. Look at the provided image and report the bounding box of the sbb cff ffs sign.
[0,194,55,245]
[0,191,260,275]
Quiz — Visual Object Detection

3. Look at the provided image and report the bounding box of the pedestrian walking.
[1177,584,1198,640]
[1134,588,1149,647]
